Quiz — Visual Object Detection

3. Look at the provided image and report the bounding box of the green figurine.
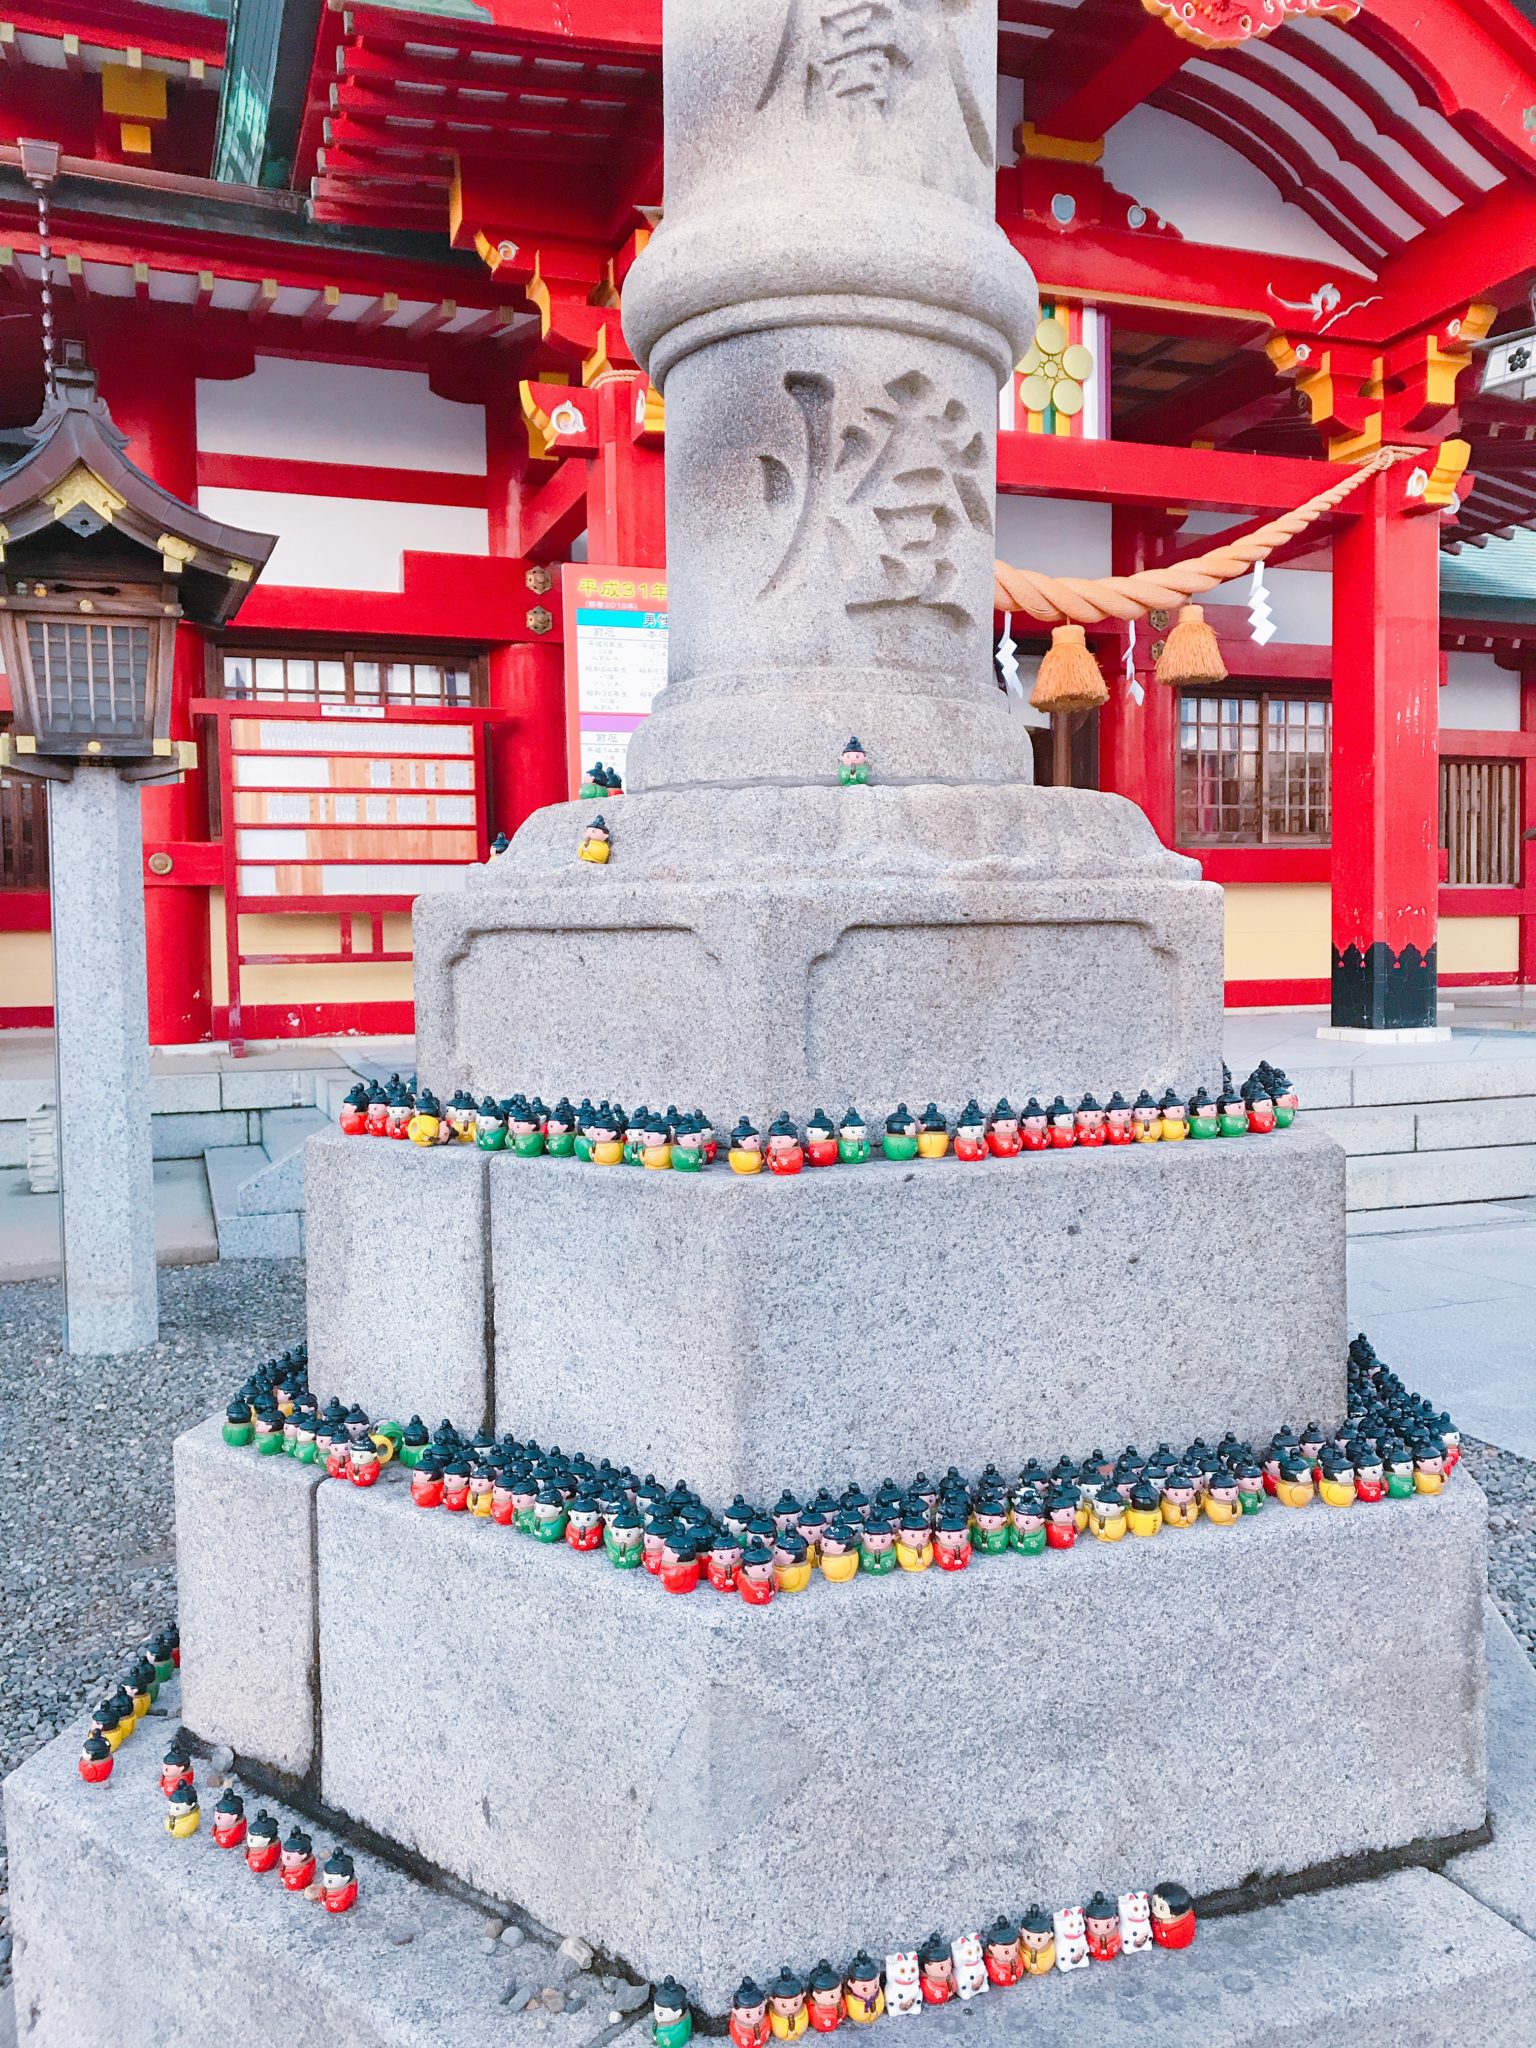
[838,736,869,786]
[1009,1491,1046,1555]
[858,1513,898,1575]
[652,1978,693,2048]
[1384,1441,1415,1499]
[671,1113,706,1171]
[545,1098,578,1157]
[253,1401,286,1455]
[579,761,609,800]
[971,1492,1010,1554]
[474,1097,507,1150]
[222,1399,253,1449]
[532,1486,569,1543]
[1187,1088,1220,1139]
[838,1107,870,1164]
[606,1502,644,1566]
[399,1416,430,1469]
[882,1104,919,1161]
[1217,1088,1248,1137]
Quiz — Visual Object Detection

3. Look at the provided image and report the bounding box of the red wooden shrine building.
[3,0,1536,1041]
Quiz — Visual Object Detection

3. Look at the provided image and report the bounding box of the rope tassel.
[1031,623,1109,713]
[1154,604,1226,688]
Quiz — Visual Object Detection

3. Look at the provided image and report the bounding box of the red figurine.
[1150,1881,1197,1949]
[244,1811,282,1874]
[807,1961,846,2033]
[280,1828,317,1892]
[738,1541,776,1606]
[1046,1097,1077,1148]
[338,1084,369,1135]
[566,1496,605,1551]
[212,1789,248,1849]
[1084,1893,1121,1961]
[348,1436,381,1488]
[410,1456,445,1509]
[730,1979,772,2048]
[766,1114,805,1175]
[78,1732,114,1784]
[804,1110,838,1167]
[1105,1092,1134,1145]
[441,1460,471,1512]
[1045,1487,1079,1550]
[660,1531,702,1594]
[918,1934,954,2005]
[159,1741,194,1799]
[1075,1093,1107,1146]
[933,1511,972,1572]
[982,1917,1021,1987]
[320,1848,358,1913]
[986,1099,1022,1157]
[707,1533,743,1593]
[1019,1097,1048,1150]
[954,1101,988,1161]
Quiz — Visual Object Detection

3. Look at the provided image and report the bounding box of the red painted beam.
[518,455,591,562]
[1033,17,1194,141]
[1364,182,1536,342]
[998,431,1353,515]
[1356,0,1536,174]
[345,0,659,60]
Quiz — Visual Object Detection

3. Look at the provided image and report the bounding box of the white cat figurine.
[884,1953,921,2017]
[1119,1891,1153,1954]
[951,1932,987,2001]
[1053,1905,1090,1971]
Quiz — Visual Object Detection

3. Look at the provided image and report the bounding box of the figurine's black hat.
[215,1788,245,1816]
[1152,1880,1193,1915]
[767,1968,805,1999]
[839,1106,864,1128]
[1106,1090,1129,1111]
[918,1932,950,1966]
[226,1398,251,1423]
[843,737,863,752]
[323,1848,354,1878]
[984,1915,1019,1945]
[1076,1092,1103,1113]
[248,1810,279,1841]
[1159,1088,1183,1111]
[919,1102,947,1130]
[1084,1891,1118,1920]
[653,1978,690,2012]
[1047,1095,1072,1118]
[991,1096,1014,1119]
[588,813,609,833]
[957,1097,983,1123]
[1020,1905,1053,1936]
[808,1961,843,1993]
[282,1827,312,1854]
[733,1979,767,2009]
[805,1108,835,1135]
[845,1952,882,1983]
[1133,1088,1158,1110]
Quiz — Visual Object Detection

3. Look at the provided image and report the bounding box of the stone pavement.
[0,1158,217,1284]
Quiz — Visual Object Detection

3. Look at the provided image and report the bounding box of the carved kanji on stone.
[757,0,991,167]
[760,368,990,628]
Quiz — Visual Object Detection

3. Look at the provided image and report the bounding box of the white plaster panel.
[195,487,489,592]
[1441,651,1522,734]
[1203,565,1333,648]
[195,357,487,473]
[1102,104,1364,269]
[995,494,1112,582]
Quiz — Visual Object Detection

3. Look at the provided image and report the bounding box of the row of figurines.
[652,1886,1196,2043]
[74,1621,193,1786]
[338,1066,1300,1162]
[221,1348,1457,1600]
[152,1747,358,1912]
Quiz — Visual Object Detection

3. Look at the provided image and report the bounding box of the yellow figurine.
[1131,1089,1161,1142]
[1126,1480,1162,1538]
[1318,1453,1357,1508]
[895,1508,933,1573]
[817,1521,861,1583]
[1157,1089,1188,1142]
[728,1119,764,1175]
[1088,1492,1127,1542]
[1274,1456,1315,1509]
[916,1103,950,1158]
[844,1955,885,2026]
[165,1786,201,1838]
[1413,1443,1446,1495]
[1160,1472,1200,1528]
[772,1531,813,1593]
[1203,1471,1242,1525]
[578,814,612,864]
[1019,1908,1056,1977]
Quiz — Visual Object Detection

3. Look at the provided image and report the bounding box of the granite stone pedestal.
[47,766,158,1354]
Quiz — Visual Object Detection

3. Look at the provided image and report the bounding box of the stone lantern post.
[0,342,274,1353]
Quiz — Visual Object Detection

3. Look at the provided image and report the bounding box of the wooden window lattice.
[1440,757,1522,887]
[1176,689,1331,846]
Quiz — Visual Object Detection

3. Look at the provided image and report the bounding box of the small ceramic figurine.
[1236,1457,1265,1515]
[1354,1449,1386,1503]
[1158,1089,1188,1142]
[918,1934,955,2006]
[320,1848,358,1913]
[1151,1881,1197,1949]
[1271,1068,1299,1127]
[807,1961,846,2033]
[1160,1470,1200,1529]
[1274,1454,1315,1510]
[653,1978,694,2048]
[1119,1891,1153,1953]
[951,1933,987,2001]
[1014,1097,1046,1150]
[877,1103,917,1161]
[384,1084,415,1141]
[838,737,869,786]
[883,1953,921,2018]
[280,1828,317,1891]
[160,1741,194,1799]
[728,1120,764,1175]
[767,1113,805,1175]
[1019,1907,1056,1976]
[971,1493,1009,1555]
[1088,1489,1127,1542]
[772,1528,813,1593]
[1131,1089,1161,1143]
[768,1968,809,2040]
[1318,1450,1358,1508]
[1216,1087,1248,1137]
[916,1104,950,1158]
[165,1784,201,1838]
[982,1917,1020,1987]
[1126,1478,1162,1538]
[932,1097,978,1163]
[578,814,612,864]
[731,1979,773,2048]
[1045,1486,1079,1550]
[986,1098,1022,1158]
[1046,1096,1077,1149]
[1075,1094,1107,1147]
[838,1108,870,1165]
[1413,1438,1446,1495]
[212,1789,248,1849]
[895,1507,933,1573]
[1009,1491,1046,1555]
[804,1110,839,1167]
[1384,1441,1416,1499]
[545,1099,578,1157]
[579,762,607,800]
[1187,1088,1220,1139]
[843,1954,885,2026]
[363,1081,390,1137]
[406,1090,442,1146]
[1084,1892,1121,1961]
[339,1082,369,1136]
[222,1398,254,1449]
[1105,1091,1134,1145]
[738,1540,777,1606]
[933,1509,972,1573]
[1203,1468,1242,1525]
[1244,1081,1277,1134]
[245,1811,282,1874]
[818,1518,861,1583]
[79,1731,114,1784]
[859,1514,898,1575]
[1053,1906,1089,1972]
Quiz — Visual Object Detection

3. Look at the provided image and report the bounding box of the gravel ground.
[1460,1436,1536,1665]
[0,1260,305,1992]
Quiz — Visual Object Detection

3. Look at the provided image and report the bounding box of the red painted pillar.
[1098,509,1176,844]
[1522,667,1536,990]
[1329,474,1441,1029]
[95,323,213,1043]
[588,375,665,568]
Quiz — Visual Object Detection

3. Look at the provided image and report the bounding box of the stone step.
[1347,1144,1536,1212]
[204,1146,303,1259]
[244,1107,330,1212]
[1310,1095,1536,1159]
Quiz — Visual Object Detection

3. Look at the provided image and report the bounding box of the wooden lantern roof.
[0,339,275,621]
